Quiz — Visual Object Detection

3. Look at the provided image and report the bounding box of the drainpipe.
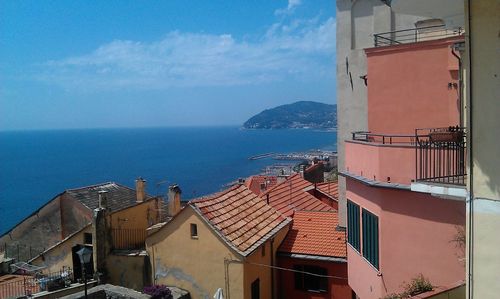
[466,0,474,297]
[271,239,275,299]
[451,47,462,127]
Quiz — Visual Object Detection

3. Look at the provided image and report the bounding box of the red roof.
[279,210,346,258]
[316,181,339,199]
[261,174,333,217]
[191,184,290,256]
[245,175,278,195]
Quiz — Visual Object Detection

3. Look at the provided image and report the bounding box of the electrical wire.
[245,261,348,280]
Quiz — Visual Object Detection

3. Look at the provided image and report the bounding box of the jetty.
[248,152,276,160]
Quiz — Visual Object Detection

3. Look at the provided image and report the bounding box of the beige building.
[387,0,500,298]
[146,184,291,299]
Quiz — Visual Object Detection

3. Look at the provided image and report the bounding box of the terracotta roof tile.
[245,175,278,195]
[279,210,346,258]
[316,181,339,199]
[191,184,290,256]
[261,174,333,217]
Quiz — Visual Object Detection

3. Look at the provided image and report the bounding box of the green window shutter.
[347,200,360,251]
[362,209,379,269]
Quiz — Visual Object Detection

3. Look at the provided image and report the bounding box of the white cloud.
[37,16,335,90]
[275,0,302,16]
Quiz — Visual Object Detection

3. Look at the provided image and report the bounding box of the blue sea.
[0,126,336,234]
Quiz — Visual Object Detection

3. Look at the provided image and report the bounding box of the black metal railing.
[0,268,73,298]
[374,25,463,47]
[415,126,466,185]
[111,228,146,250]
[352,131,415,145]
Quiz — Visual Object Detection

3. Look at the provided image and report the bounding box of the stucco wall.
[31,225,92,274]
[107,254,147,291]
[346,179,465,297]
[60,194,92,239]
[243,226,289,299]
[0,196,63,261]
[278,256,351,299]
[146,207,243,299]
[464,1,500,298]
[110,199,160,230]
[366,37,462,135]
[336,0,423,227]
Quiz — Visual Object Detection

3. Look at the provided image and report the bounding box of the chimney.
[136,177,146,203]
[98,190,108,209]
[168,184,182,217]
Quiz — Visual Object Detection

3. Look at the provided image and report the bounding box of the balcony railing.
[415,127,467,185]
[0,268,73,298]
[352,131,415,145]
[374,25,463,47]
[111,228,146,250]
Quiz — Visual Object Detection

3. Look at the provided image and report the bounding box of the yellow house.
[146,184,291,299]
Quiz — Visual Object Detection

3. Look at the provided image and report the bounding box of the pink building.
[341,32,466,298]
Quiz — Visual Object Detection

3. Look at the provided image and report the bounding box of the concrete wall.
[346,179,465,298]
[366,37,461,134]
[146,207,243,299]
[31,225,92,273]
[464,1,500,298]
[336,0,422,227]
[0,196,63,260]
[277,257,351,299]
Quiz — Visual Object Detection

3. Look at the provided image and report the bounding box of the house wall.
[243,226,289,299]
[336,0,423,227]
[345,141,414,185]
[146,207,244,299]
[0,196,63,261]
[465,1,500,298]
[107,254,148,291]
[30,225,92,274]
[346,179,465,297]
[109,199,160,230]
[278,256,351,299]
[60,194,92,239]
[365,37,462,135]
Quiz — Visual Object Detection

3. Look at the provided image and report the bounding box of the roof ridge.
[65,181,116,192]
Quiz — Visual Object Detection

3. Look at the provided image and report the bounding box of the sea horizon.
[0,126,336,234]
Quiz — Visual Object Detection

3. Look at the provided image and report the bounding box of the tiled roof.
[65,182,149,212]
[279,210,346,258]
[316,181,339,199]
[190,184,290,256]
[261,174,333,217]
[245,175,278,195]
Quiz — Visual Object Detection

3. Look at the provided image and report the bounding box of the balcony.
[414,126,466,189]
[374,24,463,47]
[345,128,467,196]
[345,132,416,186]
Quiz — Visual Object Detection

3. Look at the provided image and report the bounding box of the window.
[251,278,260,299]
[347,200,360,251]
[190,223,198,238]
[83,233,92,245]
[294,265,328,293]
[362,209,379,269]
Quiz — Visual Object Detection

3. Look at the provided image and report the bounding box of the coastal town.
[0,0,499,299]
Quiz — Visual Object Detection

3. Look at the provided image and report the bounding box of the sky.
[0,0,336,130]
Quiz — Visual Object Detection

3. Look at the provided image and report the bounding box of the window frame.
[362,208,379,270]
[347,200,361,252]
[293,264,328,293]
[190,223,198,239]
